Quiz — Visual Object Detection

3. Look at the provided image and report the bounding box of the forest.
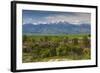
[22,34,91,63]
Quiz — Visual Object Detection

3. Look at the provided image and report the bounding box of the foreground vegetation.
[22,34,91,63]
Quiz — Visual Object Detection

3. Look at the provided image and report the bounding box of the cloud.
[23,12,91,25]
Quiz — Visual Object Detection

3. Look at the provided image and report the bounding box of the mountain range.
[22,22,90,35]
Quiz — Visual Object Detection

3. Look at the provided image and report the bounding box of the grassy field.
[22,34,91,63]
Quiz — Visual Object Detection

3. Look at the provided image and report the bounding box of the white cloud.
[23,13,91,25]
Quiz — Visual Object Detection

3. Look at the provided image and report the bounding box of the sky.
[22,10,91,25]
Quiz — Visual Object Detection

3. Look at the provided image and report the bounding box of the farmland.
[22,34,91,63]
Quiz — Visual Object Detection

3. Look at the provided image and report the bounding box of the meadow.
[22,34,91,63]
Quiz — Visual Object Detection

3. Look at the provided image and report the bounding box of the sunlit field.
[22,34,91,63]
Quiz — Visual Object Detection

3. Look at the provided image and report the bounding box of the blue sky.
[22,10,91,25]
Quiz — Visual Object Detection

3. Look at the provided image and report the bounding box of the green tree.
[72,38,78,45]
[63,37,69,43]
[23,35,27,42]
[82,36,90,48]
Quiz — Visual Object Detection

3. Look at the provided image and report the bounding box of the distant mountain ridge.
[22,22,90,35]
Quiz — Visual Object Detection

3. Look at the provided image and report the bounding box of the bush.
[56,44,68,56]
